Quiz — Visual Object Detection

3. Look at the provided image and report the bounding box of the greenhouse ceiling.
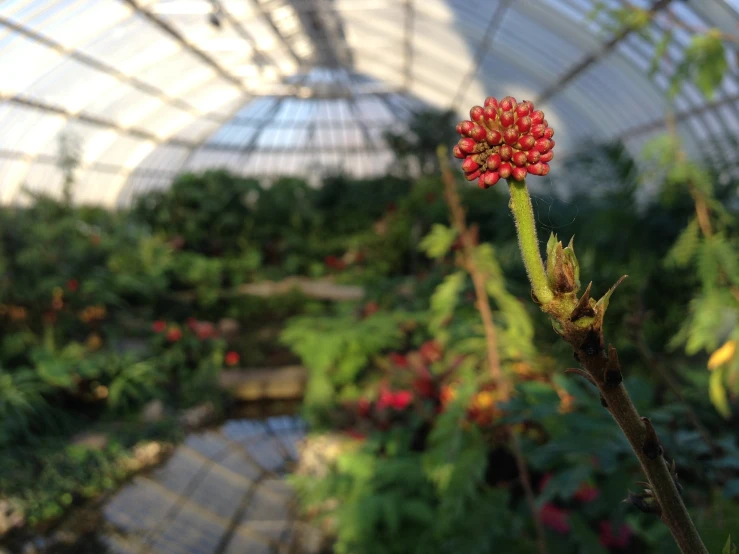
[0,0,738,206]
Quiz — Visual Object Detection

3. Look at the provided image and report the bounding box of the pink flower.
[598,521,632,549]
[539,503,570,534]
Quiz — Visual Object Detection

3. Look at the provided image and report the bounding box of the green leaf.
[723,535,737,554]
[419,224,457,259]
[665,218,700,268]
[649,30,673,77]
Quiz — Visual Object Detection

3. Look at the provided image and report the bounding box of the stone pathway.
[100,417,321,554]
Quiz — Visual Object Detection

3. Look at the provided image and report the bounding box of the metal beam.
[450,0,511,110]
[614,92,739,140]
[246,0,302,65]
[211,0,286,79]
[535,0,674,105]
[120,0,252,95]
[0,15,229,125]
[0,148,177,178]
[0,93,197,148]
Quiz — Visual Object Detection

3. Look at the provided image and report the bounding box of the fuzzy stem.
[507,180,553,305]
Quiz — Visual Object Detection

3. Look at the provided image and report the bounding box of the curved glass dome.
[0,0,738,206]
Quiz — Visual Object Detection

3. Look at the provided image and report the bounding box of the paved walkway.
[100,417,321,554]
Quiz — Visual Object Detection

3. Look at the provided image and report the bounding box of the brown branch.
[439,150,548,554]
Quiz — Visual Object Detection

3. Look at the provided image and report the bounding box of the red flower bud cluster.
[598,521,632,549]
[66,279,79,292]
[538,503,570,534]
[166,327,182,342]
[324,255,346,271]
[152,320,167,333]
[377,388,414,411]
[454,96,555,188]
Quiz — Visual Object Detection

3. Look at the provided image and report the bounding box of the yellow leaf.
[708,340,737,370]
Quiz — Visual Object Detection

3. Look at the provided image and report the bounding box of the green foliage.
[428,271,465,342]
[419,224,457,260]
[281,311,413,425]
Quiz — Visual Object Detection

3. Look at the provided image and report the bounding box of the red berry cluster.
[454,96,555,188]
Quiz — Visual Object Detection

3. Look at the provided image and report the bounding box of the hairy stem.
[438,148,548,554]
[507,181,553,305]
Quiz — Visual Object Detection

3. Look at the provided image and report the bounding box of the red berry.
[512,151,528,166]
[465,169,482,181]
[484,96,499,108]
[470,105,485,123]
[499,111,514,127]
[462,157,480,173]
[530,110,545,125]
[526,150,541,164]
[517,135,535,151]
[498,162,512,179]
[487,153,501,170]
[532,124,547,139]
[516,116,532,133]
[511,166,528,181]
[539,150,554,163]
[459,138,476,153]
[452,145,465,159]
[535,138,552,153]
[483,171,500,187]
[486,129,502,145]
[500,96,516,112]
[503,127,519,145]
[470,125,487,141]
[499,144,513,160]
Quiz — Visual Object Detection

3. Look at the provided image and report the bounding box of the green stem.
[507,179,553,305]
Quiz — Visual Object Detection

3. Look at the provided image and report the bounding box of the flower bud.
[470,105,485,123]
[531,110,545,125]
[459,137,476,153]
[503,127,519,145]
[500,96,516,112]
[500,111,514,127]
[544,127,554,139]
[517,135,535,151]
[540,163,550,176]
[459,120,475,136]
[516,116,532,133]
[487,153,501,170]
[470,125,487,141]
[511,166,527,181]
[526,150,540,164]
[483,106,497,122]
[484,96,499,108]
[482,171,500,187]
[532,124,547,139]
[512,151,528,167]
[539,150,554,163]
[498,162,512,179]
[465,168,482,181]
[499,144,513,160]
[528,162,543,175]
[546,238,578,294]
[486,129,502,145]
[462,157,480,173]
[452,145,465,159]
[535,138,552,153]
[515,104,530,118]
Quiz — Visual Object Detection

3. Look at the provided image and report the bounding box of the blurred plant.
[642,125,739,419]
[588,2,734,99]
[451,95,709,553]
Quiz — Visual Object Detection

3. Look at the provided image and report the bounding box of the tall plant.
[450,95,709,553]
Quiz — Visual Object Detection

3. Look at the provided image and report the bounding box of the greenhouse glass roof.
[0,0,738,206]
